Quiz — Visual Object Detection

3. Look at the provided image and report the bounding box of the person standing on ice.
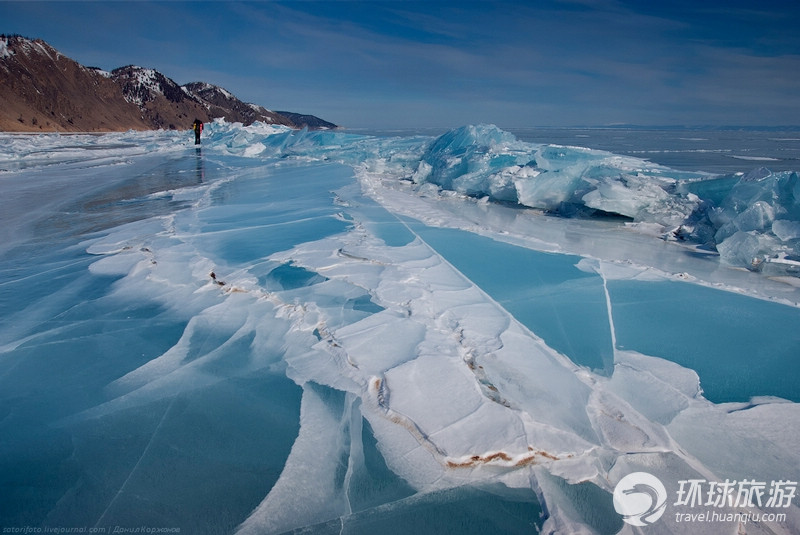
[191,118,204,145]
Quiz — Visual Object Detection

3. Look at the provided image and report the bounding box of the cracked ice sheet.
[257,226,599,528]
[270,230,597,452]
[357,168,800,307]
[240,171,800,534]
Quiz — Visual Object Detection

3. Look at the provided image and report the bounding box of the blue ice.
[1,123,799,534]
[407,225,614,372]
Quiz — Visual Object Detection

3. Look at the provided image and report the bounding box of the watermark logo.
[613,472,668,526]
[613,474,796,527]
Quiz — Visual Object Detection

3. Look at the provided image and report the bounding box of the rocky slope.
[0,35,336,132]
[0,36,150,131]
[182,82,295,127]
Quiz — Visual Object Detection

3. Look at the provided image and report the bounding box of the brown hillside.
[0,36,150,132]
[110,65,213,130]
[1,35,338,132]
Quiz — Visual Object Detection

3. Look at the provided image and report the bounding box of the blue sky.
[2,0,799,129]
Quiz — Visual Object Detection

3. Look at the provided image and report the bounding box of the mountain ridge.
[0,35,337,132]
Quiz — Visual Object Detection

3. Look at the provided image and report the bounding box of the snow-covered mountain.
[182,82,295,127]
[108,65,212,130]
[0,35,337,132]
[112,66,183,106]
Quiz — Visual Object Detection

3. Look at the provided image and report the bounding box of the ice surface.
[208,122,800,274]
[408,125,701,229]
[1,123,799,534]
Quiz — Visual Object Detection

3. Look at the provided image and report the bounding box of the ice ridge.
[194,121,800,275]
[2,120,797,273]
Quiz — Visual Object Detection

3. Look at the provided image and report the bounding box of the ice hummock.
[410,124,702,229]
[405,124,800,274]
[184,121,800,274]
[1,123,799,534]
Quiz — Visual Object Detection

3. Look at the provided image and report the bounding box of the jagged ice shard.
[1,123,799,534]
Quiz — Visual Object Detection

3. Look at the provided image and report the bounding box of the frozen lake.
[1,124,799,534]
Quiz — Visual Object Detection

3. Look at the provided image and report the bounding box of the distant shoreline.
[0,124,336,135]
